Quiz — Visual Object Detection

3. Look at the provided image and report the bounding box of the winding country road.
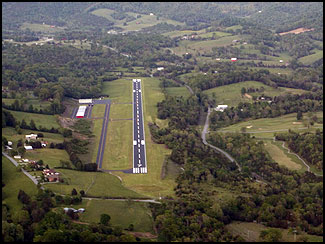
[201,107,242,172]
[273,137,323,177]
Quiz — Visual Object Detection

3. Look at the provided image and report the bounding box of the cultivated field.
[2,156,38,213]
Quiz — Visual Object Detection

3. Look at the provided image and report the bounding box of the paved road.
[201,107,242,171]
[132,79,147,174]
[2,152,44,189]
[96,103,111,169]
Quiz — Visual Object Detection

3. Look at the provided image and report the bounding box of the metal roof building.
[76,106,87,118]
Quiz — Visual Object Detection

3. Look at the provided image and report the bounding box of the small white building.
[14,155,22,159]
[24,145,33,150]
[279,60,283,63]
[79,99,92,104]
[231,58,237,62]
[216,58,221,61]
[150,13,154,16]
[214,105,228,112]
[7,141,13,146]
[22,159,29,163]
[157,67,164,71]
[26,134,38,140]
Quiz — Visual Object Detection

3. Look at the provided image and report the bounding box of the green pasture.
[24,148,72,169]
[91,104,106,118]
[165,86,191,98]
[224,25,243,31]
[188,35,242,51]
[109,103,132,120]
[75,199,154,232]
[2,156,38,213]
[202,80,304,107]
[101,120,133,170]
[298,49,323,65]
[226,221,323,242]
[163,29,206,38]
[44,169,145,198]
[2,127,64,145]
[91,8,124,25]
[116,12,184,31]
[215,112,323,137]
[264,139,322,175]
[101,79,132,103]
[263,140,302,171]
[2,98,51,111]
[3,109,60,129]
[251,67,293,76]
[113,77,175,198]
[20,22,64,33]
[198,31,231,39]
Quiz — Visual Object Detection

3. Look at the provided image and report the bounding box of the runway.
[132,79,147,174]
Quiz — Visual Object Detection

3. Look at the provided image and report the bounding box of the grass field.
[163,29,206,38]
[3,109,60,129]
[216,111,323,137]
[101,79,132,103]
[165,86,191,98]
[102,120,133,170]
[76,199,154,232]
[263,140,302,171]
[197,31,231,38]
[109,103,132,119]
[226,221,323,242]
[2,156,38,213]
[91,104,106,118]
[44,169,145,198]
[20,22,65,33]
[298,49,323,65]
[2,98,51,111]
[188,35,242,51]
[24,148,72,169]
[202,80,305,107]
[116,12,184,32]
[112,77,175,198]
[2,127,65,145]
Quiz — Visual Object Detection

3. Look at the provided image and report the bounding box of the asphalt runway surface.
[96,103,111,169]
[132,79,147,174]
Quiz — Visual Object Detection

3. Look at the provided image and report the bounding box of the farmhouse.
[43,169,60,182]
[214,105,228,112]
[76,106,87,118]
[25,134,38,140]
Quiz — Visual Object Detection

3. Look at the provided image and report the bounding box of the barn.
[76,106,87,118]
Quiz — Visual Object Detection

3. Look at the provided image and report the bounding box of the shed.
[24,145,33,150]
[14,155,22,159]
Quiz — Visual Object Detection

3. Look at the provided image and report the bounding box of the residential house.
[24,145,33,150]
[214,105,228,112]
[43,169,60,182]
